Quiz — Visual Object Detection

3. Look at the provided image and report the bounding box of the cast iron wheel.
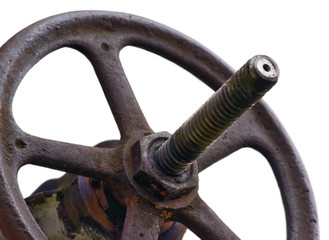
[0,11,318,239]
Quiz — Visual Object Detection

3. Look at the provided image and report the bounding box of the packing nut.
[131,132,198,201]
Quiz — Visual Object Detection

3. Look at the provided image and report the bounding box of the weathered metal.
[0,11,318,239]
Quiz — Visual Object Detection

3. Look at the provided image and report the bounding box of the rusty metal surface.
[0,11,318,239]
[26,174,117,239]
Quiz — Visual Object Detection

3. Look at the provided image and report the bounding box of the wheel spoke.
[121,196,164,240]
[15,133,122,180]
[84,45,153,140]
[174,195,240,240]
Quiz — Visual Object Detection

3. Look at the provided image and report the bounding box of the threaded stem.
[155,55,279,176]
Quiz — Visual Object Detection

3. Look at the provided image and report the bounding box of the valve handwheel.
[0,11,318,239]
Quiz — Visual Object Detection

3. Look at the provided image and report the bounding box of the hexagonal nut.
[131,132,198,202]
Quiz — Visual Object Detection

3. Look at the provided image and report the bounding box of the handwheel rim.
[0,11,318,239]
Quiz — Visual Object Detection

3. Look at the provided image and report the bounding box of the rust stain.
[80,177,115,232]
[160,210,173,219]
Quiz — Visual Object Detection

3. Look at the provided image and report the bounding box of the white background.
[0,1,327,239]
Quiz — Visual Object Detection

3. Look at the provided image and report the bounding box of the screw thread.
[155,55,279,176]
